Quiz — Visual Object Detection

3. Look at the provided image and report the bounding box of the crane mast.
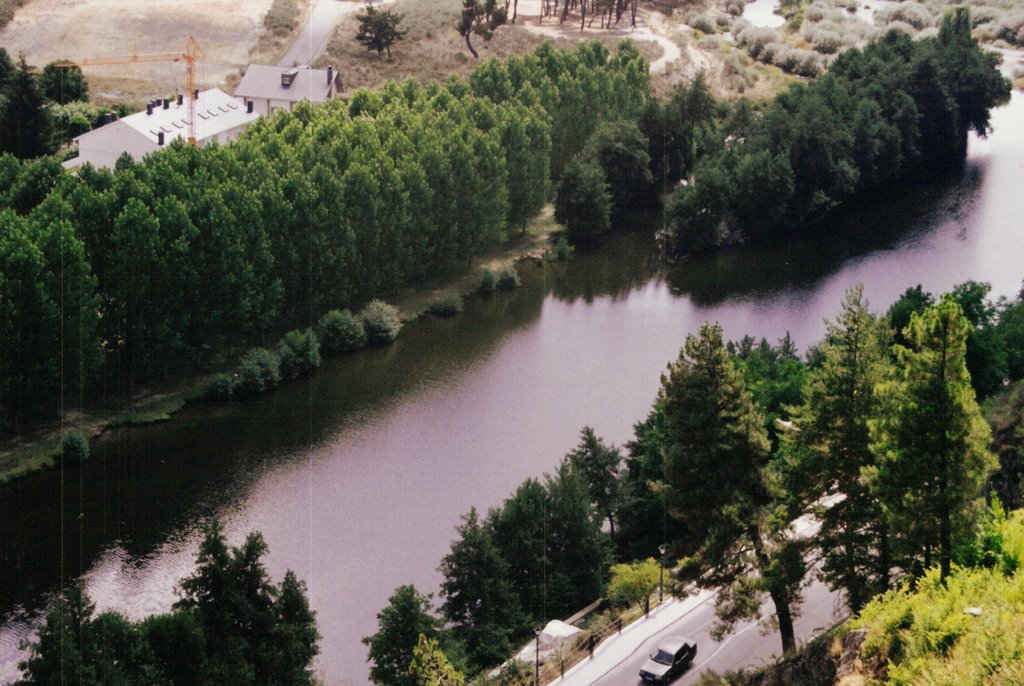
[77,36,205,144]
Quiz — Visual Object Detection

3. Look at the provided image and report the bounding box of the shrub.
[478,268,498,294]
[277,328,321,379]
[553,236,574,260]
[318,309,367,354]
[235,347,281,397]
[202,373,236,400]
[496,265,521,290]
[689,13,717,34]
[875,2,934,30]
[361,300,402,345]
[737,26,780,59]
[724,0,745,17]
[809,28,842,54]
[60,431,89,465]
[427,291,463,317]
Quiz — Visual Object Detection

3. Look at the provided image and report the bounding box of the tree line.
[16,522,319,686]
[664,9,1010,253]
[0,41,648,428]
[364,279,1024,682]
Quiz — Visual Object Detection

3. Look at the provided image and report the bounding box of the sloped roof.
[116,88,259,145]
[235,64,334,103]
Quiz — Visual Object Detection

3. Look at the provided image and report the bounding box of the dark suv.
[638,636,697,684]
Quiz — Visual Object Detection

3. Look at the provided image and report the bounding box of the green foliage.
[201,373,236,400]
[661,323,804,653]
[495,265,520,290]
[39,62,88,104]
[554,156,611,243]
[887,284,934,349]
[234,347,282,397]
[987,379,1024,510]
[356,5,408,60]
[788,285,892,612]
[427,291,464,317]
[318,309,367,354]
[277,328,322,379]
[0,56,54,158]
[867,298,998,580]
[364,585,442,686]
[60,430,90,465]
[607,558,661,614]
[477,268,498,294]
[410,635,465,686]
[361,299,403,345]
[580,120,653,218]
[456,0,506,59]
[665,23,1010,253]
[566,426,623,538]
[551,236,574,261]
[18,522,319,686]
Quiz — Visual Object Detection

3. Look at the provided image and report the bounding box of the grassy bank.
[0,208,561,487]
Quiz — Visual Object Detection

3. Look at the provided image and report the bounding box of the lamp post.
[658,543,666,604]
[535,626,542,686]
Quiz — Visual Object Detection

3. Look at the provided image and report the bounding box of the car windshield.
[653,650,675,665]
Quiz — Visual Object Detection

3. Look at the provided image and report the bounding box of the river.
[2,78,1023,686]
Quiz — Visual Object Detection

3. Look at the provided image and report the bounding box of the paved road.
[588,576,844,686]
[277,0,392,67]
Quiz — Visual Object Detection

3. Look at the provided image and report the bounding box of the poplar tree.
[790,285,891,612]
[866,298,997,581]
[661,323,804,654]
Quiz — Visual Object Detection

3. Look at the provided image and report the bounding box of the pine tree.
[661,323,804,654]
[354,5,407,61]
[1,57,52,159]
[364,586,441,686]
[866,298,997,581]
[790,285,892,612]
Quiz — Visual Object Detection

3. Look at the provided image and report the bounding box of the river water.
[2,80,1023,686]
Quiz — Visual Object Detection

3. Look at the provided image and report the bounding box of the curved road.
[277,0,393,67]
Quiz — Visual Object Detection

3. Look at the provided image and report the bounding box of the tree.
[566,426,622,539]
[18,587,97,685]
[661,323,804,654]
[438,509,518,671]
[607,558,661,615]
[409,635,464,686]
[355,5,407,61]
[456,0,507,59]
[39,62,89,104]
[866,298,998,581]
[554,156,611,243]
[1,57,53,158]
[364,586,442,686]
[581,120,653,217]
[789,286,892,612]
[887,285,933,349]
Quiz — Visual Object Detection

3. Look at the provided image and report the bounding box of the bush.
[234,347,281,397]
[277,328,321,379]
[318,309,367,354]
[477,268,498,294]
[427,291,463,317]
[60,431,89,464]
[875,2,934,30]
[689,13,717,34]
[552,236,574,260]
[496,265,521,290]
[202,373,236,400]
[361,300,402,345]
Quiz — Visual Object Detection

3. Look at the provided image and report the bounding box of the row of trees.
[0,41,649,427]
[665,10,1011,252]
[365,279,1024,682]
[17,522,319,686]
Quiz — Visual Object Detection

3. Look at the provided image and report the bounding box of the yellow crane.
[64,36,205,144]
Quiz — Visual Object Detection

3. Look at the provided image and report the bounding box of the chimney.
[177,93,183,106]
[246,100,253,114]
[157,131,164,146]
[163,98,169,109]
[327,66,333,86]
[194,89,199,100]
[146,102,153,115]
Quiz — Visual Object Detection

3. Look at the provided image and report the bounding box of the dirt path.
[512,0,682,74]
[0,0,273,99]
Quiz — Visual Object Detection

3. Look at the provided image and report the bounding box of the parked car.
[638,636,697,684]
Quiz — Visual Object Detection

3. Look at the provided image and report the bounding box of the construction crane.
[66,36,205,144]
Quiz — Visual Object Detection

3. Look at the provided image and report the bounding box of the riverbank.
[0,207,562,487]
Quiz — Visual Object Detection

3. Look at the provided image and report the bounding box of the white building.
[62,88,261,170]
[234,64,336,117]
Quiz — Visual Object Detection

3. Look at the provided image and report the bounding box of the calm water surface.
[2,85,1022,686]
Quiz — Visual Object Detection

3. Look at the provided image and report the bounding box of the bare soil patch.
[0,0,274,101]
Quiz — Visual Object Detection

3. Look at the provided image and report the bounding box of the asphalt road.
[277,0,393,68]
[590,576,845,686]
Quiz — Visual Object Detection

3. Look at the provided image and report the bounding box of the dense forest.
[360,281,1024,683]
[664,9,1010,252]
[0,41,648,427]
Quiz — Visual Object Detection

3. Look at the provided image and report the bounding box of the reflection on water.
[2,87,1023,686]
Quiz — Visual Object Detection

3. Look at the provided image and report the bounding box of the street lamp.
[534,625,542,686]
[658,543,666,604]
